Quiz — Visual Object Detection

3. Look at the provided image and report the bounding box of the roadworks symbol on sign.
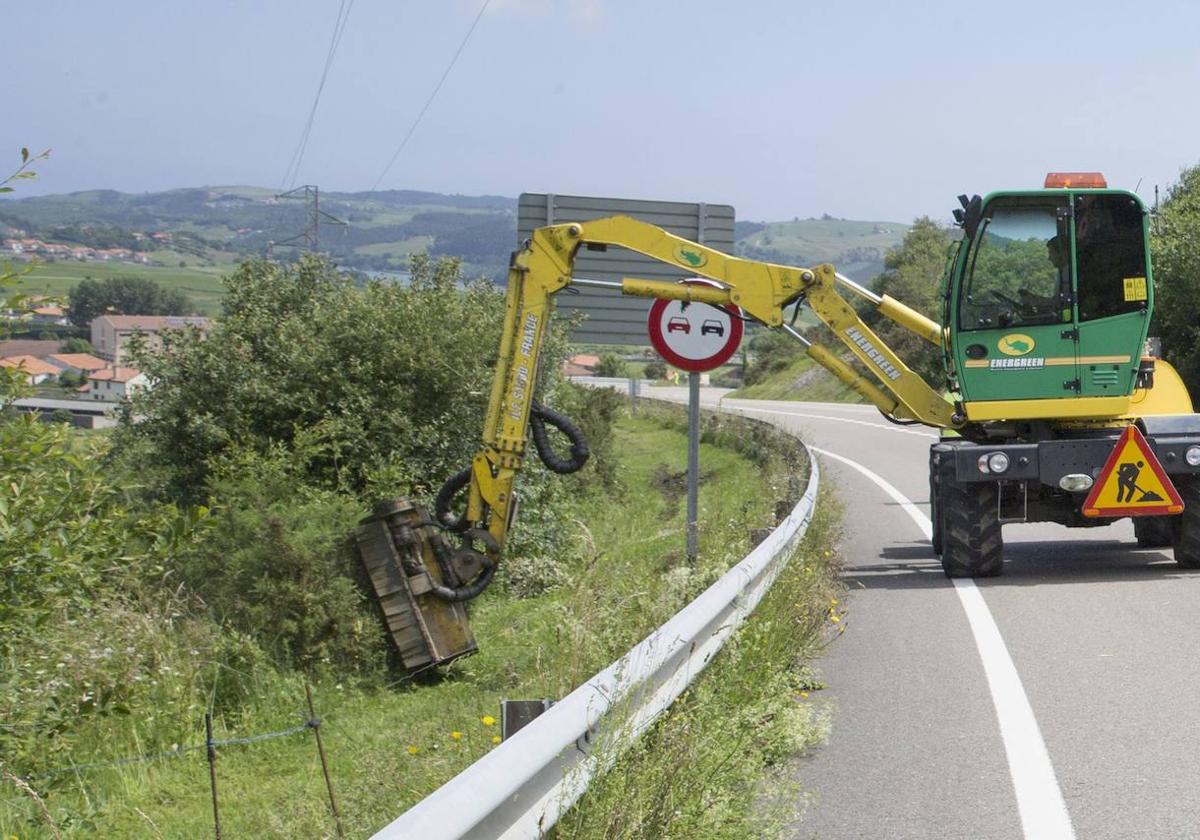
[1082,425,1184,517]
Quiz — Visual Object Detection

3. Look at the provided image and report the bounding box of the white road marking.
[722,404,938,438]
[812,445,1075,840]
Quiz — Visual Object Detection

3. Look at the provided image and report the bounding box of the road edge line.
[812,445,1075,840]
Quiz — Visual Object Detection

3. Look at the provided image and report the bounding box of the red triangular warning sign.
[1082,425,1184,517]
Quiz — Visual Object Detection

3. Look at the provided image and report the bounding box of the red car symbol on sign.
[667,316,691,334]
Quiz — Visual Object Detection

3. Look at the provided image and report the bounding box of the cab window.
[1075,194,1148,321]
[959,202,1069,330]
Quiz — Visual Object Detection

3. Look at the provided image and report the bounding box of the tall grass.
[2,404,822,838]
[557,489,843,839]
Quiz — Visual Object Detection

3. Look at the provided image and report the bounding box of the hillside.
[1,188,910,307]
[0,186,518,280]
[731,352,867,403]
[735,216,908,282]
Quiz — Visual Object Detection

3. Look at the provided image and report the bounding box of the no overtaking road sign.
[647,280,743,373]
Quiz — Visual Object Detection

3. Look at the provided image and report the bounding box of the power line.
[280,0,356,191]
[369,0,491,192]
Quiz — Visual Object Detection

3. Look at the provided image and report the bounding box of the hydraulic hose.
[434,402,590,531]
[428,527,498,602]
[878,408,921,427]
[529,402,589,474]
[434,466,472,532]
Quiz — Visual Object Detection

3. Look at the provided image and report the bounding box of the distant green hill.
[0,186,518,280]
[1,189,911,312]
[735,216,909,283]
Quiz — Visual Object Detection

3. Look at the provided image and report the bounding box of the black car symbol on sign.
[700,319,725,337]
[667,316,691,334]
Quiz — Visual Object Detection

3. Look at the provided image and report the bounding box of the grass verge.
[2,403,819,838]
[556,484,844,839]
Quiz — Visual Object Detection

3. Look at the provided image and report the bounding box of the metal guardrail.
[373,442,820,840]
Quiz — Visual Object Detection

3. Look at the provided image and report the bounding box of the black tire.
[1134,516,1173,548]
[1171,480,1200,568]
[939,460,1003,578]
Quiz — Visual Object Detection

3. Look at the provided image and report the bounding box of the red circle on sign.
[647,283,744,373]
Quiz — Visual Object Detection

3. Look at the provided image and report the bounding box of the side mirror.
[962,195,983,240]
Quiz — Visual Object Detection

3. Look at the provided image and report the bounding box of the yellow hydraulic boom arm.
[432,215,960,578]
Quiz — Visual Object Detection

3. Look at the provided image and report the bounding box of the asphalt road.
[647,387,1198,840]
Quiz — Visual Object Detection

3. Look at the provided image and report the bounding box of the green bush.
[0,417,199,643]
[1153,164,1200,388]
[59,336,96,355]
[744,331,801,385]
[175,445,386,675]
[593,352,628,377]
[642,359,667,380]
[120,254,507,504]
[0,415,211,772]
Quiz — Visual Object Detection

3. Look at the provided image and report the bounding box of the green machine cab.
[944,173,1155,420]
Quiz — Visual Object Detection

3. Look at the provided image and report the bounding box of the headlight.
[987,452,1010,474]
[1186,446,1200,467]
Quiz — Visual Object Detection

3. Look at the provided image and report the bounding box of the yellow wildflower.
[450,731,462,741]
[492,735,502,745]
[481,715,496,727]
[406,745,419,755]
[830,614,840,623]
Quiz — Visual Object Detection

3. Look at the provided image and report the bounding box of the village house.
[30,304,69,325]
[46,352,108,378]
[90,314,210,365]
[85,366,148,401]
[0,354,60,385]
[562,353,601,377]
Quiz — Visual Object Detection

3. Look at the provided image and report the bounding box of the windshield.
[959,203,1070,330]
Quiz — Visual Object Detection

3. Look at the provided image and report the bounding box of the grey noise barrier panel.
[517,193,736,345]
[372,437,819,839]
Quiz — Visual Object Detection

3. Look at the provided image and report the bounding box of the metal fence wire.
[19,718,316,782]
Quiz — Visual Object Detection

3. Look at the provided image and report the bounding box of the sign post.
[647,282,744,561]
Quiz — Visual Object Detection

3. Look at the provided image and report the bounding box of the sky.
[6,0,1200,223]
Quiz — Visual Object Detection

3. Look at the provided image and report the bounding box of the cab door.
[954,198,1078,403]
[1071,193,1152,398]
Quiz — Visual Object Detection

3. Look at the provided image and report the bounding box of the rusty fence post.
[306,684,344,838]
[205,712,222,840]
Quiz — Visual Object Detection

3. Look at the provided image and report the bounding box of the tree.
[57,370,81,389]
[866,216,953,387]
[67,276,191,327]
[643,359,667,380]
[1,147,51,404]
[117,254,511,504]
[59,336,96,354]
[593,352,628,377]
[1152,164,1200,390]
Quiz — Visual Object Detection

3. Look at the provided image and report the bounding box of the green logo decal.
[998,333,1035,356]
[674,245,707,268]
